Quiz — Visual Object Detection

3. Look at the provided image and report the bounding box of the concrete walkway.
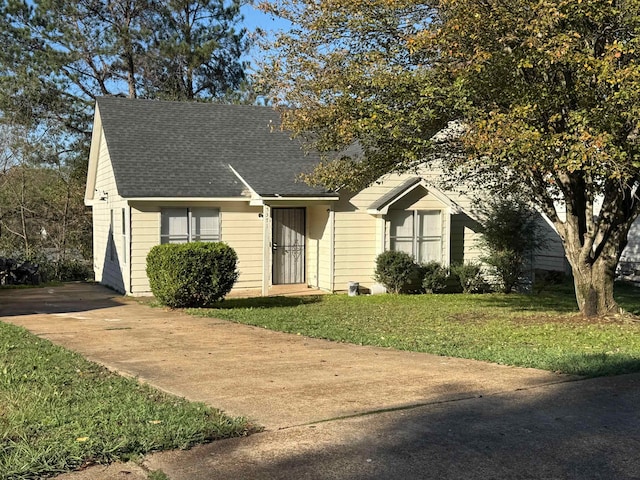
[2,283,640,479]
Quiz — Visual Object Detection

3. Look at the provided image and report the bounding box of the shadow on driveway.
[0,283,124,317]
[145,373,640,480]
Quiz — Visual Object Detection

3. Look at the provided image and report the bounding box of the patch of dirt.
[447,311,640,326]
[508,312,640,326]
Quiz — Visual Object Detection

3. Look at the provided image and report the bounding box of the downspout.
[329,207,335,292]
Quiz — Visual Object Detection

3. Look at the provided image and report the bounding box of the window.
[161,208,220,244]
[109,209,115,261]
[121,208,127,264]
[388,210,442,263]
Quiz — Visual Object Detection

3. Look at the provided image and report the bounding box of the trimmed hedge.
[146,242,239,308]
[375,250,416,294]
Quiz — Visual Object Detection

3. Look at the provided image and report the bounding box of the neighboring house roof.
[93,97,336,199]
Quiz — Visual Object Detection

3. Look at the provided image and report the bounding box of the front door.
[272,208,305,284]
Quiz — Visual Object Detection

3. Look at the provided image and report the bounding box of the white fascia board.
[125,197,251,202]
[262,196,340,202]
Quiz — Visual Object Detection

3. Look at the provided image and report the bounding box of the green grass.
[0,323,256,480]
[189,282,640,378]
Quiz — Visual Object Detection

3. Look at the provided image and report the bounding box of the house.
[84,97,567,296]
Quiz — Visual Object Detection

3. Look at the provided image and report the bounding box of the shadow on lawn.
[552,353,640,378]
[472,292,579,315]
[214,295,324,310]
[472,281,640,316]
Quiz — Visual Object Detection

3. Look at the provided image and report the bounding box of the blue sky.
[240,3,292,67]
[241,3,291,34]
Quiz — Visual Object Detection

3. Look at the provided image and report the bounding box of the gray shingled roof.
[96,97,335,198]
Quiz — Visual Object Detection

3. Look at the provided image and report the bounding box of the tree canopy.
[259,0,640,316]
[0,0,250,271]
[0,0,249,141]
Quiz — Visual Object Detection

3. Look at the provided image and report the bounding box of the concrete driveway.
[2,283,640,479]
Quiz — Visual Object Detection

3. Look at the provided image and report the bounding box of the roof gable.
[92,97,334,199]
[367,176,468,215]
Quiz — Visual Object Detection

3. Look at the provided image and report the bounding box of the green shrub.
[401,263,426,294]
[478,198,545,293]
[56,258,93,281]
[450,261,486,293]
[375,250,416,294]
[422,261,448,293]
[483,249,522,293]
[146,242,239,308]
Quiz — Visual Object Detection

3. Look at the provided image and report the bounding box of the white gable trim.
[84,103,103,204]
[367,178,464,215]
[228,164,262,203]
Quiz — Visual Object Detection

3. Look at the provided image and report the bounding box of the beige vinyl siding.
[330,170,491,291]
[332,174,445,291]
[129,201,263,295]
[531,217,567,272]
[332,193,377,290]
[621,217,640,266]
[92,130,129,293]
[222,203,264,289]
[333,216,377,290]
[306,205,332,289]
[450,214,483,265]
[129,203,159,295]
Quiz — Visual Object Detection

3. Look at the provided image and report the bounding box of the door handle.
[272,243,278,250]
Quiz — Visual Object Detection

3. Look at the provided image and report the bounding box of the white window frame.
[109,209,115,261]
[388,209,443,263]
[160,208,220,244]
[121,208,127,264]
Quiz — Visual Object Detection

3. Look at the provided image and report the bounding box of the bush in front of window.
[421,261,449,294]
[450,261,486,294]
[477,198,545,293]
[374,250,417,294]
[146,242,239,307]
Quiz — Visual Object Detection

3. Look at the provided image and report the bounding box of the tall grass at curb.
[190,283,640,377]
[0,322,254,480]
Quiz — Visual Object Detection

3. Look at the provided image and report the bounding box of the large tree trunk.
[568,255,619,318]
[562,217,627,318]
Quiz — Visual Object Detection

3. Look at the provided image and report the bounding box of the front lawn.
[190,283,640,377]
[0,322,255,480]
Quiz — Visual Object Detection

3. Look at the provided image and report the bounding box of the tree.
[0,0,249,267]
[142,0,248,100]
[478,198,544,293]
[259,0,640,317]
[0,124,91,267]
[0,0,248,137]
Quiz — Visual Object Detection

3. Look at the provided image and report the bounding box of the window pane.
[191,208,220,242]
[418,211,441,237]
[389,210,413,237]
[121,208,127,264]
[418,239,442,263]
[390,238,414,256]
[161,208,188,243]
